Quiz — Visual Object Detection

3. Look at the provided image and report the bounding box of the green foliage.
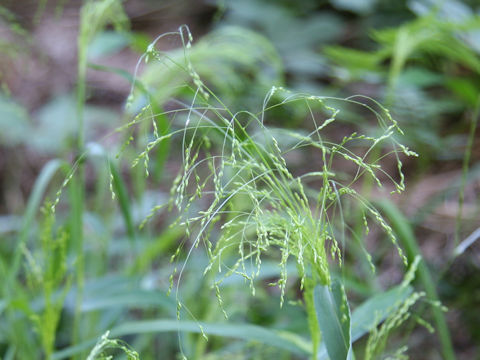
[156,87,412,297]
[0,94,30,146]
[131,24,283,111]
[377,200,455,359]
[363,256,425,360]
[124,26,419,358]
[87,331,140,360]
[71,1,130,355]
[77,0,129,146]
[78,0,129,49]
[325,0,480,160]
[24,204,71,360]
[314,281,352,360]
[220,0,343,91]
[2,0,476,359]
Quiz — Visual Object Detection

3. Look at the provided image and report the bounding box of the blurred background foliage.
[0,0,479,359]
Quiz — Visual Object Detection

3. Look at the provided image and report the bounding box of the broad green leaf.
[88,31,130,60]
[31,95,119,153]
[398,67,444,87]
[317,284,413,359]
[323,46,384,79]
[314,281,352,360]
[31,95,77,153]
[0,215,21,234]
[408,0,472,22]
[0,95,31,146]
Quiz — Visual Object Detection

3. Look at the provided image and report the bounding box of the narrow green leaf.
[20,159,64,244]
[109,161,136,241]
[52,320,311,359]
[376,199,455,360]
[129,226,183,273]
[81,291,175,313]
[350,284,412,342]
[6,159,64,293]
[112,321,311,354]
[314,281,352,360]
[87,63,150,96]
[317,284,413,359]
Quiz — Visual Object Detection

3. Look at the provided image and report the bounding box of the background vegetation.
[0,0,479,359]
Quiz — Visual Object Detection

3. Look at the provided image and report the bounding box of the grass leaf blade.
[109,161,136,241]
[314,280,352,360]
[52,320,311,359]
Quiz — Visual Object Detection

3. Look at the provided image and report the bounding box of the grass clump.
[123,26,418,358]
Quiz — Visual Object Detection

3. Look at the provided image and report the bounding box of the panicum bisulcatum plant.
[123,26,418,359]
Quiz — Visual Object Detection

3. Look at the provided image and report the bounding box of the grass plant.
[122,26,420,359]
[1,1,471,358]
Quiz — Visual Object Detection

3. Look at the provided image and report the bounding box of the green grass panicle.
[123,28,418,358]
